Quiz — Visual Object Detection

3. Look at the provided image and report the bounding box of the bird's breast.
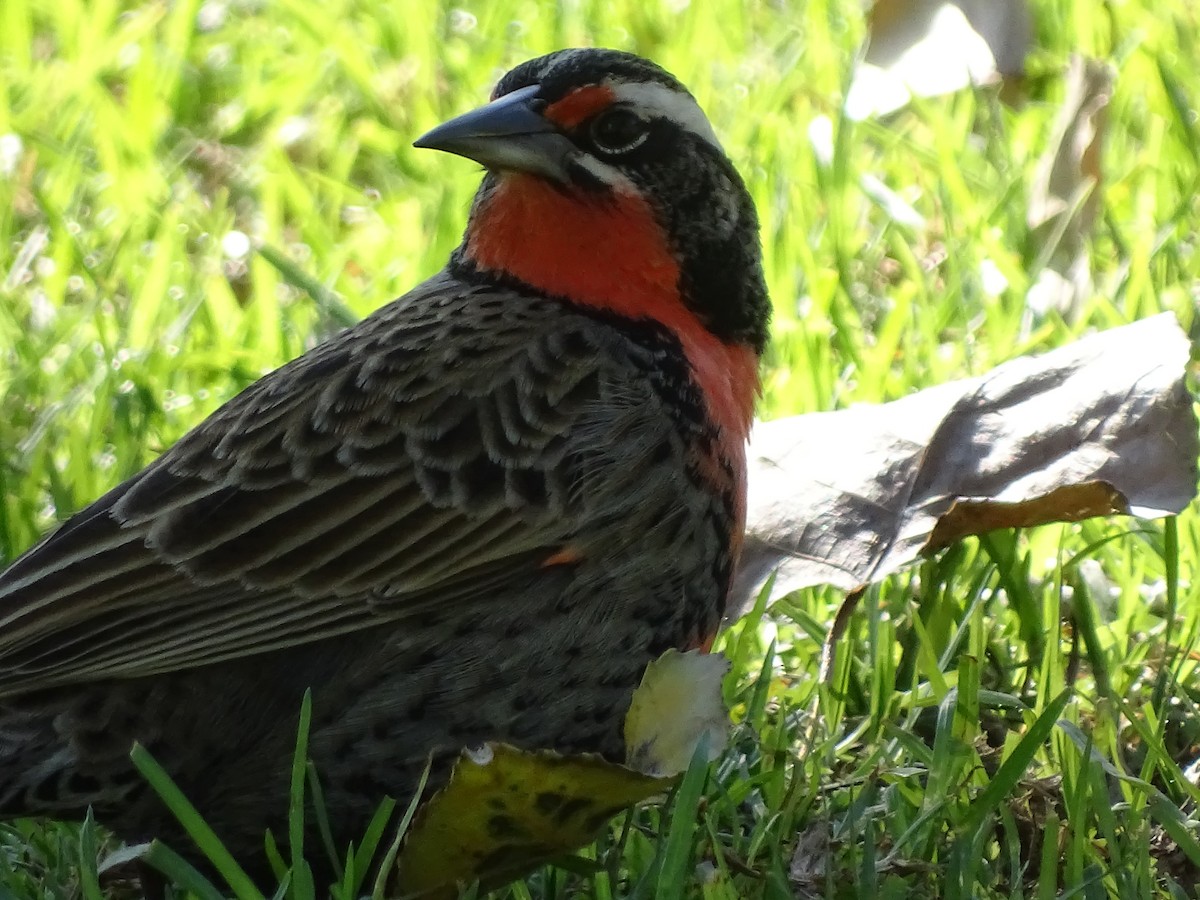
[463,172,760,542]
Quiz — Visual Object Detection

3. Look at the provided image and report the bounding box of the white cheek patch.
[608,81,723,151]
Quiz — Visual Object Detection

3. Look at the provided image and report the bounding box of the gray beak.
[414,84,575,182]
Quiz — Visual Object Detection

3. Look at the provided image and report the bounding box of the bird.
[0,48,770,887]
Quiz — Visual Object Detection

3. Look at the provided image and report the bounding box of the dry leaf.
[846,0,1031,119]
[733,314,1197,612]
[393,650,732,897]
[788,818,832,899]
[1026,56,1113,321]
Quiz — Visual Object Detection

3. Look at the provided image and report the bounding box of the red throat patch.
[463,173,760,542]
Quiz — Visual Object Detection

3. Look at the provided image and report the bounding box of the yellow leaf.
[392,649,733,897]
[393,744,664,898]
[624,649,731,777]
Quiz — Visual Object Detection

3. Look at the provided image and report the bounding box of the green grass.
[2,0,1199,897]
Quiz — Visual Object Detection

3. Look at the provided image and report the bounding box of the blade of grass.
[655,734,712,900]
[76,810,104,900]
[948,689,1072,897]
[257,243,358,329]
[288,689,316,900]
[348,797,396,898]
[139,840,234,900]
[371,755,433,900]
[129,742,266,900]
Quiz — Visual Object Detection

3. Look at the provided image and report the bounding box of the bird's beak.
[413,84,575,182]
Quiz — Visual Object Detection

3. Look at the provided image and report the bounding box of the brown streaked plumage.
[0,48,770,887]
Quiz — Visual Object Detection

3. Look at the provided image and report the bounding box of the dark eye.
[589,108,650,155]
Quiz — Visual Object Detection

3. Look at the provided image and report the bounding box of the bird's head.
[415,48,770,357]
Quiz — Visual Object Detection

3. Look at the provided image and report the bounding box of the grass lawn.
[2,0,1200,897]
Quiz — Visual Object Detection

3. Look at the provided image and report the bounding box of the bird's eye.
[588,108,650,155]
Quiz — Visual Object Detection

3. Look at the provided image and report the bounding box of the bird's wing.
[0,274,651,694]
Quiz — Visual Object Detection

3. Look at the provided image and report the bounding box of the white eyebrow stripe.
[608,81,723,150]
